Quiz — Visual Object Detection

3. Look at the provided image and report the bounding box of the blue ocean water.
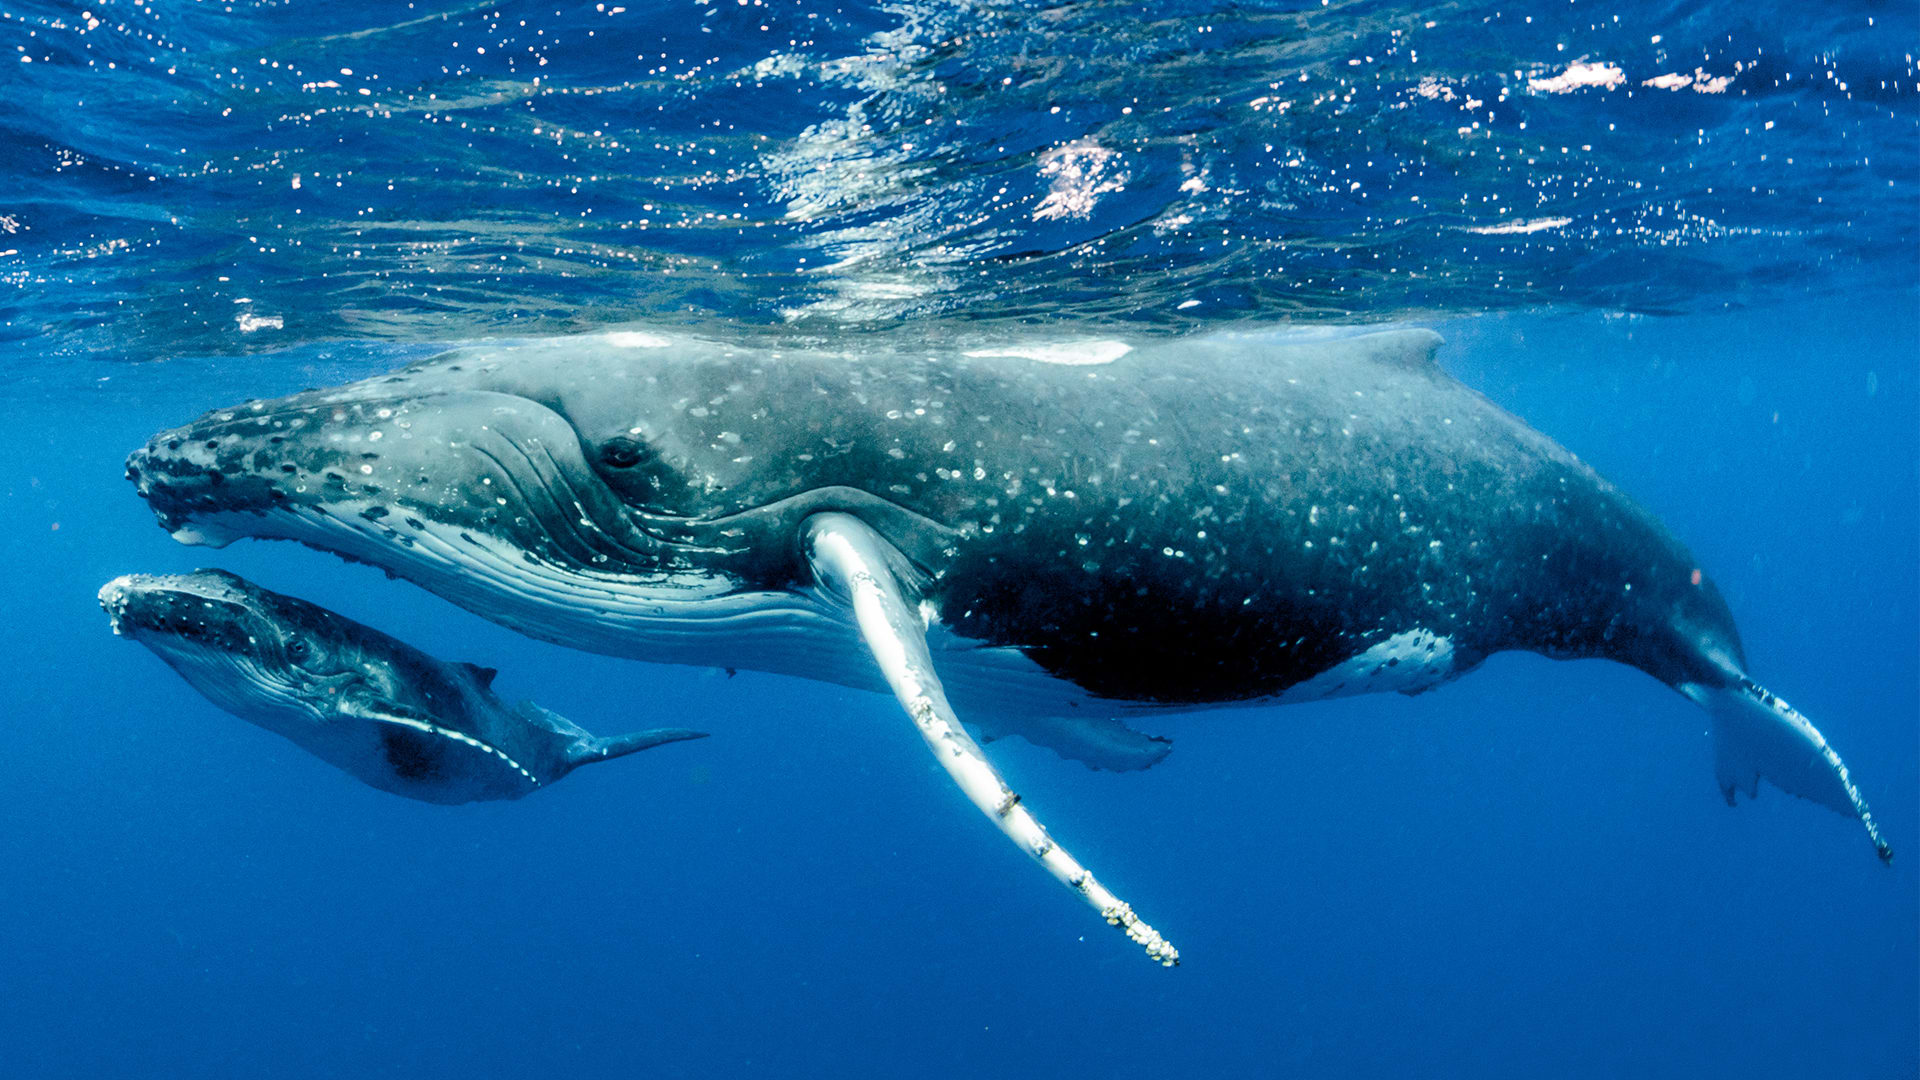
[1,2,1915,1078]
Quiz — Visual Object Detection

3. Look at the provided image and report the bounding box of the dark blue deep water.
[2,2,1915,1077]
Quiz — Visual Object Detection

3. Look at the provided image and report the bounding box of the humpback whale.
[99,569,707,804]
[125,327,1890,963]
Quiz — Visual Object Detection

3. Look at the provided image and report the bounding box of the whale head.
[121,334,863,657]
[98,569,384,727]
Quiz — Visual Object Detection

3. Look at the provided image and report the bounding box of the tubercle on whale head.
[123,375,427,543]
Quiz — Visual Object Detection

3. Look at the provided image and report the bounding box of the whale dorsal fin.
[1235,327,1444,375]
[458,662,498,689]
[512,699,592,740]
[1344,328,1443,371]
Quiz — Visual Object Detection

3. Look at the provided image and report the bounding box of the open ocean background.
[1,1,1915,1077]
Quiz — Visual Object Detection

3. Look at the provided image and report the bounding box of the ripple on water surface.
[0,0,1914,364]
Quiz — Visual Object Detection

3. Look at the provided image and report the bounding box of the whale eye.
[286,639,310,661]
[599,437,648,469]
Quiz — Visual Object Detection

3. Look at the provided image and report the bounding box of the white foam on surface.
[1466,217,1572,236]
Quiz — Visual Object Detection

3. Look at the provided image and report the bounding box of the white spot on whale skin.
[963,341,1132,366]
[604,331,671,348]
[1279,629,1457,704]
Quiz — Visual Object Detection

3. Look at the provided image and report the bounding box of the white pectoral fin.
[1684,679,1891,864]
[802,512,1179,966]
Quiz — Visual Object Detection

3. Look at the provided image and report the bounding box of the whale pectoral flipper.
[1684,680,1891,863]
[802,512,1179,967]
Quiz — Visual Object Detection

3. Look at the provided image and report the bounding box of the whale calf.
[100,569,707,804]
[125,327,1889,962]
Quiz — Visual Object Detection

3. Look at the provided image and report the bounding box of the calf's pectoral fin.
[801,512,1179,967]
[1683,679,1891,864]
[335,696,542,798]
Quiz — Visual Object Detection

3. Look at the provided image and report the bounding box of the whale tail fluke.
[1683,679,1891,864]
[576,728,709,765]
[515,699,708,769]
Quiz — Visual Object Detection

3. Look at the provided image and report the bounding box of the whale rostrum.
[125,327,1889,963]
[100,569,706,805]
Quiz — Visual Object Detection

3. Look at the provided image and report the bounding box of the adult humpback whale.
[100,569,706,804]
[126,327,1889,963]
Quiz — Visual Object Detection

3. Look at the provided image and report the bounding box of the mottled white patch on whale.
[963,340,1132,367]
[603,330,672,348]
[1279,629,1457,703]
